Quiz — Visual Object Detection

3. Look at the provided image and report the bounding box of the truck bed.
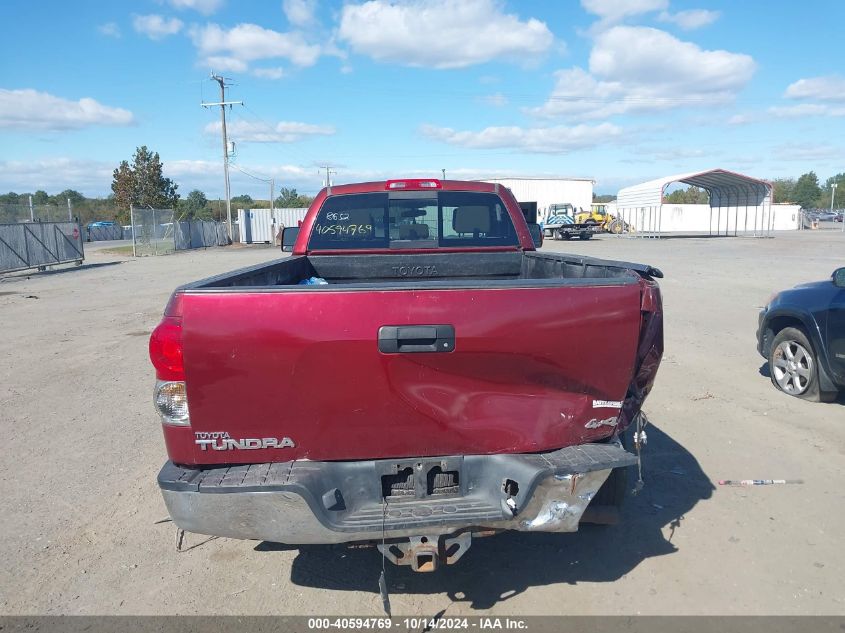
[184,251,662,289]
[162,251,662,466]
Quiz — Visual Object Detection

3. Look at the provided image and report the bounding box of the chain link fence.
[130,207,176,256]
[130,207,230,256]
[0,203,75,224]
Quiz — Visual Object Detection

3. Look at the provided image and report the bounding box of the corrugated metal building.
[236,208,309,244]
[481,177,595,223]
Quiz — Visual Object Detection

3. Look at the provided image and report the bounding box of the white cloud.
[581,0,667,23]
[337,0,554,69]
[0,89,134,131]
[165,0,224,15]
[205,119,335,143]
[784,75,845,102]
[727,114,753,126]
[479,93,508,107]
[772,143,839,162]
[167,159,320,196]
[190,23,321,71]
[203,56,248,72]
[283,0,317,26]
[529,27,756,120]
[420,122,622,153]
[0,158,115,195]
[628,146,708,162]
[98,22,121,38]
[252,67,286,80]
[591,26,754,89]
[657,9,720,30]
[769,103,845,118]
[132,14,184,40]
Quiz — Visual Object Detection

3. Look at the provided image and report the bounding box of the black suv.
[757,268,845,402]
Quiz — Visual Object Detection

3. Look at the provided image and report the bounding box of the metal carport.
[615,169,774,238]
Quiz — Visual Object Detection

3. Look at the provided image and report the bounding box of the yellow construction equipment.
[574,203,629,234]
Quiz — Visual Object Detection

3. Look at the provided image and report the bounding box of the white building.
[236,208,308,244]
[616,169,787,236]
[481,177,595,223]
[657,203,800,232]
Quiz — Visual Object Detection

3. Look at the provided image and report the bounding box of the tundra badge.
[194,431,295,451]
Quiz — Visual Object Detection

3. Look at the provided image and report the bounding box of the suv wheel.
[769,327,832,402]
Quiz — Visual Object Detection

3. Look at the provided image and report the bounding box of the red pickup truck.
[152,178,663,572]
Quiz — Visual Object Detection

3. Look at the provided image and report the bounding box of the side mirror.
[527,223,543,248]
[281,227,300,252]
[833,267,845,288]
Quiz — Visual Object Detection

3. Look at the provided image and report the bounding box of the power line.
[230,161,276,213]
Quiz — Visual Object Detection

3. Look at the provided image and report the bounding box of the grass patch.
[99,245,135,256]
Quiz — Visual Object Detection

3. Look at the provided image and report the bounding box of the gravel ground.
[1,232,843,616]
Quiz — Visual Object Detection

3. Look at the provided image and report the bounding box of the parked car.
[757,268,845,402]
[87,220,117,228]
[150,178,665,572]
[817,211,837,221]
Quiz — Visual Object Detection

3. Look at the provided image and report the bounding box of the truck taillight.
[154,380,190,425]
[149,316,184,381]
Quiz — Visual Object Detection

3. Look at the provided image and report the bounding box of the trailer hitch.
[377,532,472,572]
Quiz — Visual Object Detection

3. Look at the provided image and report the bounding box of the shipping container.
[236,208,309,244]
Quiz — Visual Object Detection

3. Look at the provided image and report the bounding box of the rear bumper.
[158,442,637,544]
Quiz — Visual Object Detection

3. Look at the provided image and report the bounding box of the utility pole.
[831,182,841,232]
[319,165,336,189]
[202,74,242,239]
[441,168,446,179]
[270,178,275,215]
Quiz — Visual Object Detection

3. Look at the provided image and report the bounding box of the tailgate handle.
[378,325,455,353]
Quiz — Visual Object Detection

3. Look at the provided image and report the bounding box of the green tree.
[59,189,85,205]
[0,192,21,205]
[664,185,709,204]
[818,173,845,209]
[111,160,135,214]
[593,194,616,203]
[792,171,822,210]
[179,189,209,219]
[111,146,180,222]
[32,190,50,205]
[275,187,313,208]
[771,178,796,203]
[230,194,254,208]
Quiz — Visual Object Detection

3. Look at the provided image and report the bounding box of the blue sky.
[1,0,844,199]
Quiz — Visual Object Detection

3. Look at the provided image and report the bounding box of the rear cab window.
[309,191,519,250]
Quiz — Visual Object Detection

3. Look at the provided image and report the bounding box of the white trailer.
[481,177,595,224]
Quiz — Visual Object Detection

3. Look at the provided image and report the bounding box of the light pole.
[831,183,841,232]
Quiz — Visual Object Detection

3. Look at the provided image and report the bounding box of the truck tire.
[769,327,836,402]
[579,231,592,240]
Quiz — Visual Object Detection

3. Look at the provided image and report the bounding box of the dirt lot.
[1,232,843,616]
